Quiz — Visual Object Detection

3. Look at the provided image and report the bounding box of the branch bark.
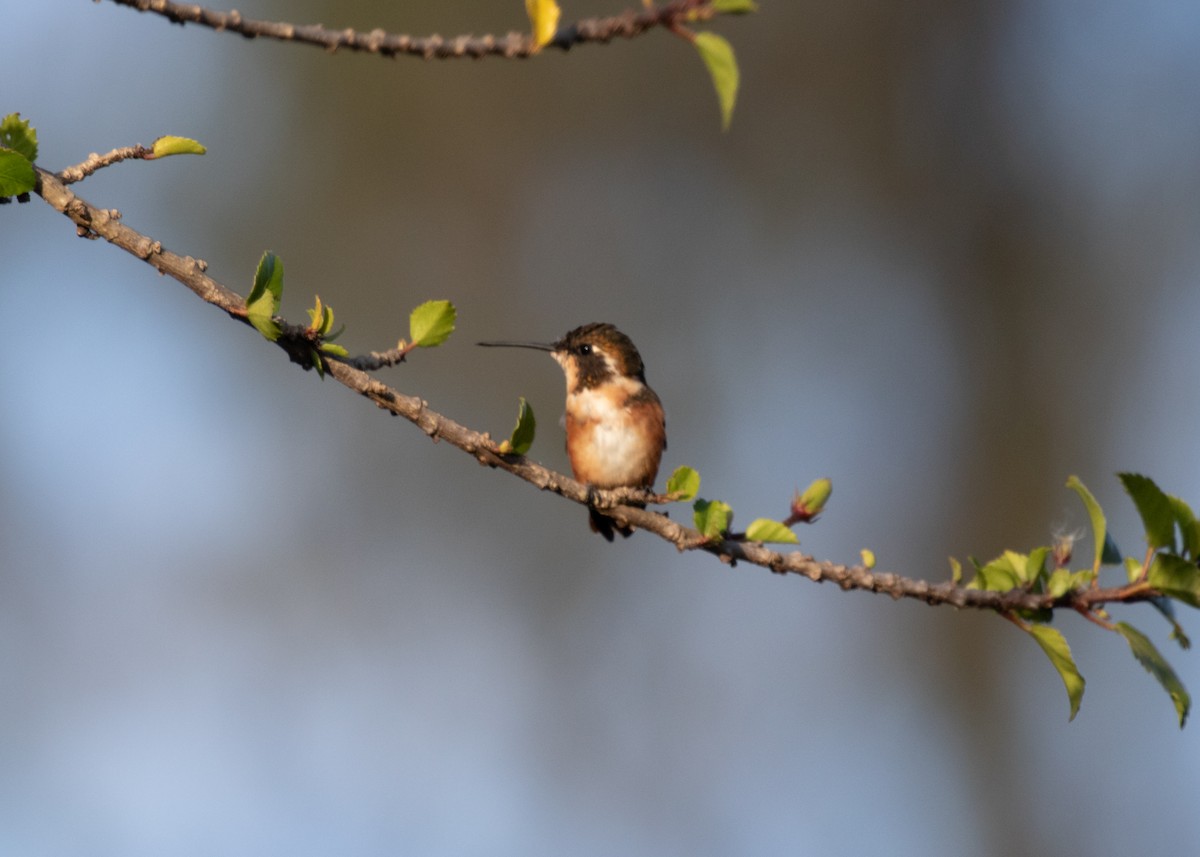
[102,0,713,60]
[30,164,1162,614]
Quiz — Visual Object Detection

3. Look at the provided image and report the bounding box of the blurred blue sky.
[4,2,1200,855]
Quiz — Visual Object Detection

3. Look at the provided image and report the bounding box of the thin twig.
[343,345,415,371]
[30,164,1166,613]
[57,145,155,184]
[101,0,714,60]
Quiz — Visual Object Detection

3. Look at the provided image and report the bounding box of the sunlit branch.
[32,164,1163,614]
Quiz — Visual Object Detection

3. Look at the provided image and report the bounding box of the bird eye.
[578,344,592,356]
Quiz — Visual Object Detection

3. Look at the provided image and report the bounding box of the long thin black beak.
[477,339,556,352]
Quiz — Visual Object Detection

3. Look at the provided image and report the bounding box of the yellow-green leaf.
[409,300,456,348]
[1025,546,1050,585]
[150,135,207,159]
[1066,475,1106,571]
[861,549,876,569]
[745,518,798,544]
[792,477,832,522]
[694,498,732,540]
[246,300,280,340]
[712,0,759,13]
[0,149,35,197]
[250,251,284,305]
[0,113,38,161]
[1024,624,1086,722]
[1046,568,1092,599]
[1169,494,1200,559]
[666,466,700,501]
[307,295,324,328]
[1119,472,1177,552]
[692,32,740,131]
[498,397,536,455]
[1147,553,1200,608]
[308,297,336,338]
[1115,622,1190,728]
[246,251,284,341]
[968,552,1022,591]
[525,0,561,49]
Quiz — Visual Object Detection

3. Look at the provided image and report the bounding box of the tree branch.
[30,164,1164,614]
[101,0,714,60]
[57,145,157,184]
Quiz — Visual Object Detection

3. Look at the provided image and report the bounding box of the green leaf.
[319,342,348,357]
[306,297,338,339]
[1169,494,1200,560]
[949,556,963,585]
[693,498,732,540]
[1025,546,1050,586]
[1045,569,1072,599]
[409,300,456,347]
[1024,624,1086,722]
[1045,568,1093,599]
[1115,622,1191,728]
[793,477,832,521]
[745,518,799,544]
[693,32,740,131]
[0,113,38,161]
[1119,472,1176,552]
[1147,553,1200,608]
[150,135,207,159]
[711,0,759,13]
[1066,475,1106,570]
[323,324,346,344]
[249,251,284,305]
[0,148,35,197]
[666,466,700,501]
[246,251,284,341]
[306,295,326,333]
[246,305,280,341]
[497,397,536,455]
[968,552,1023,591]
[971,564,1018,591]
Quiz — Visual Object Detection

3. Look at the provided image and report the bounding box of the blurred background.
[4,1,1200,854]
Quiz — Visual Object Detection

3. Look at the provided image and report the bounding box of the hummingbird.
[479,322,667,541]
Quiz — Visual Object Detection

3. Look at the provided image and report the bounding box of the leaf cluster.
[667,468,826,545]
[244,251,456,377]
[956,474,1199,726]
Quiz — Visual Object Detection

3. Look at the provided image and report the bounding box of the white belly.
[584,419,656,485]
[567,386,661,487]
